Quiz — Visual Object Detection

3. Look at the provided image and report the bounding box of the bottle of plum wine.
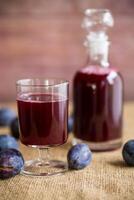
[73,9,123,151]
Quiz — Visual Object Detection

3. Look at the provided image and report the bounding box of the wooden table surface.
[0,102,134,200]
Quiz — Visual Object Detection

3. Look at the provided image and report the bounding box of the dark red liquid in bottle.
[17,93,68,146]
[73,66,123,144]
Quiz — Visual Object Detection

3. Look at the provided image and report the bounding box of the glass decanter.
[73,9,123,151]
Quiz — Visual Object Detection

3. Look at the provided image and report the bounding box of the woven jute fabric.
[0,103,134,200]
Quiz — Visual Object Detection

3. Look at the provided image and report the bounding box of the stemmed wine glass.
[16,78,69,176]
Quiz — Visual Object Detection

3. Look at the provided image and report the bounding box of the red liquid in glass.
[17,93,68,146]
[73,66,123,142]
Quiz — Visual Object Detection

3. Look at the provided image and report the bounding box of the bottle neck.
[85,32,110,68]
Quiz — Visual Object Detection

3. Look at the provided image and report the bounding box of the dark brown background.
[0,0,134,101]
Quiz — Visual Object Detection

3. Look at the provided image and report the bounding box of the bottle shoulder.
[74,65,123,83]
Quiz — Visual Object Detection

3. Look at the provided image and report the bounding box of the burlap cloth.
[0,102,134,200]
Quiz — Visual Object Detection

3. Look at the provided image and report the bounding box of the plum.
[10,117,20,139]
[67,143,92,170]
[0,135,18,151]
[0,149,24,179]
[0,108,16,126]
[68,115,74,133]
[122,140,134,166]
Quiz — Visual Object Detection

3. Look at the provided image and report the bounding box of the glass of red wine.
[16,78,69,176]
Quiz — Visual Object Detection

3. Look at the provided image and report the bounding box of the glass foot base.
[73,138,122,151]
[21,159,68,176]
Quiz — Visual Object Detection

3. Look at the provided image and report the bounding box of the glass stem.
[37,148,50,165]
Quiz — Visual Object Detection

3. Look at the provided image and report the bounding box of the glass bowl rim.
[16,78,69,87]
